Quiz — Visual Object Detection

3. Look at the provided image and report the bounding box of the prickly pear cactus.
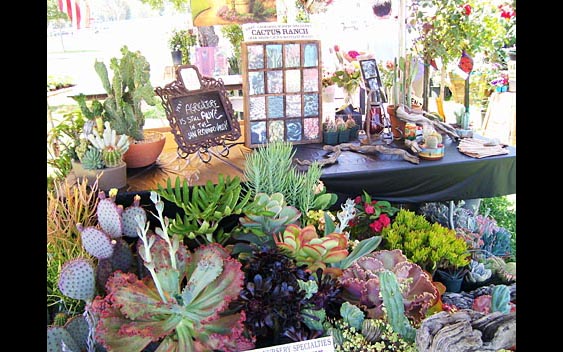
[47,327,80,352]
[64,315,90,352]
[110,238,134,272]
[96,258,114,291]
[81,148,104,170]
[96,190,123,238]
[121,194,146,238]
[78,225,115,259]
[58,259,96,302]
[101,148,123,167]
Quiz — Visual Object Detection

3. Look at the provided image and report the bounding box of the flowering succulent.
[348,191,398,241]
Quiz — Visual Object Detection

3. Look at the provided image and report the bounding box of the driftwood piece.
[396,105,460,141]
[330,143,420,164]
[294,146,342,167]
[416,309,516,352]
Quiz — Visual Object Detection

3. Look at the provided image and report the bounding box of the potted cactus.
[67,107,130,190]
[93,45,166,168]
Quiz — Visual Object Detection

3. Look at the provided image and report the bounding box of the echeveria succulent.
[338,249,437,323]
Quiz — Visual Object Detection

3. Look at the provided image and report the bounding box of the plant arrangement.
[168,28,198,65]
[47,141,516,351]
[331,45,363,106]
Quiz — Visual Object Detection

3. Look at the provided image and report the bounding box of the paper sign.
[244,336,334,352]
[242,23,317,42]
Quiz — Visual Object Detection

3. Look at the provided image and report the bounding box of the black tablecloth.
[293,137,516,203]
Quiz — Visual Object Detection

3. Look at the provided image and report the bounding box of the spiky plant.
[47,178,99,323]
[243,140,337,223]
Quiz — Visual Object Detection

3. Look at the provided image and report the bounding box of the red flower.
[378,213,391,228]
[334,45,340,52]
[463,4,471,16]
[364,203,375,215]
[369,220,383,233]
[354,196,362,204]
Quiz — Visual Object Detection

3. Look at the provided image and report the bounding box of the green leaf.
[333,236,382,269]
[181,252,223,306]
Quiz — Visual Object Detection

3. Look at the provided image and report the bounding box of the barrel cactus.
[101,147,123,167]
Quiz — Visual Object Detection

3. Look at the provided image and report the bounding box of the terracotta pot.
[123,131,166,168]
[387,104,405,139]
[71,161,127,191]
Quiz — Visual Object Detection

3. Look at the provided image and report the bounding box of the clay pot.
[123,131,166,168]
[71,161,127,191]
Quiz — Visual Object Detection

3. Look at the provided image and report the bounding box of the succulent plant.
[229,247,315,347]
[491,284,511,314]
[485,256,516,283]
[338,249,437,324]
[275,224,349,272]
[466,259,492,283]
[87,121,130,160]
[379,270,417,342]
[238,192,301,236]
[482,226,513,259]
[91,191,252,352]
[80,147,104,170]
[381,209,470,273]
[326,302,417,352]
[101,147,123,167]
[156,175,252,244]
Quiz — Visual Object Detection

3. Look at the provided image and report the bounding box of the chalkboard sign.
[155,65,241,159]
[170,91,232,143]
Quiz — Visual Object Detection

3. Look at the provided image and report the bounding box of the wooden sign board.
[241,40,323,148]
[155,65,241,158]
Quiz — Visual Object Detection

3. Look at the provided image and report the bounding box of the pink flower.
[354,196,362,204]
[347,50,360,59]
[364,203,375,215]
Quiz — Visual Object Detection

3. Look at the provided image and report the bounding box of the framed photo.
[360,59,377,79]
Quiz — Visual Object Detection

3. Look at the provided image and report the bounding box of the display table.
[115,127,515,205]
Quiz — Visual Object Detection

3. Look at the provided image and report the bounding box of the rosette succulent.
[275,224,349,272]
[338,249,437,323]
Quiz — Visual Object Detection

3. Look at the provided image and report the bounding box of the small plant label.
[244,336,334,352]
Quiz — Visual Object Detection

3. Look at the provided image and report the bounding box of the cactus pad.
[122,196,146,238]
[96,258,113,291]
[47,327,80,352]
[80,226,114,259]
[111,238,134,272]
[64,315,90,352]
[58,259,96,301]
[96,193,123,238]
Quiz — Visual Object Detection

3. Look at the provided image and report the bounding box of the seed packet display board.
[241,40,323,148]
